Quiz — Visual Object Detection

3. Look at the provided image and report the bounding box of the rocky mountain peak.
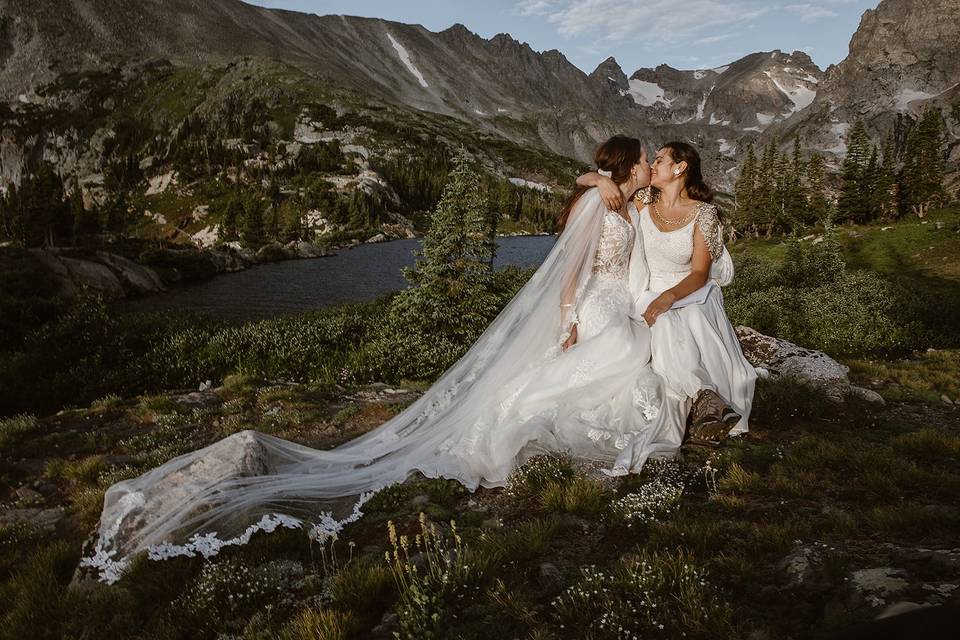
[590,57,627,84]
[763,0,960,169]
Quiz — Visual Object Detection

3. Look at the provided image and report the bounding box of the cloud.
[698,32,739,45]
[784,3,839,22]
[515,0,559,16]
[515,0,767,44]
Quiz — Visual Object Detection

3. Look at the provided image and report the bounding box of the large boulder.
[94,252,166,295]
[30,250,125,298]
[736,325,883,404]
[283,240,331,259]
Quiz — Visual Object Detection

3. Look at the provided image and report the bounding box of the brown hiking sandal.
[685,389,742,447]
[684,419,728,448]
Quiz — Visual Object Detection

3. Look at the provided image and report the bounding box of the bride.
[81,135,675,584]
[579,140,758,447]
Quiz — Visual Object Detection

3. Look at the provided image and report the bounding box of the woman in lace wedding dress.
[81,136,674,583]
[580,141,758,448]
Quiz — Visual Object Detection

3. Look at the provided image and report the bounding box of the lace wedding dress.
[81,188,670,583]
[627,191,758,443]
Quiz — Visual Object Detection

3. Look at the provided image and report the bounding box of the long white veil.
[81,189,611,583]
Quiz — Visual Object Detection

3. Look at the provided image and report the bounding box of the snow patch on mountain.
[627,79,671,107]
[893,88,936,111]
[387,33,429,88]
[765,71,817,115]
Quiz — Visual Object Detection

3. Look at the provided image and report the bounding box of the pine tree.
[836,120,870,224]
[371,149,500,380]
[733,144,757,236]
[806,153,832,226]
[220,196,243,241]
[863,145,879,220]
[16,162,71,247]
[756,142,779,237]
[771,149,791,235]
[899,107,947,217]
[873,135,897,219]
[783,137,808,231]
[279,200,305,242]
[403,149,496,293]
[241,195,266,247]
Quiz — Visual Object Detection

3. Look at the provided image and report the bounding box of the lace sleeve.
[695,202,724,261]
[634,186,658,206]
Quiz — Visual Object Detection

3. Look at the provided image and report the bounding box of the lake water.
[119,235,557,320]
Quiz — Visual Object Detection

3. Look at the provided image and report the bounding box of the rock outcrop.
[29,248,166,298]
[736,325,883,404]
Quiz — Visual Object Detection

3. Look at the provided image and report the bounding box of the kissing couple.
[82,135,759,583]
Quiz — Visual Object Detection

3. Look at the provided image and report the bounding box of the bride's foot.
[687,389,741,446]
[684,420,727,448]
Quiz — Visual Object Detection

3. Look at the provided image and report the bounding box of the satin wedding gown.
[627,191,757,443]
[81,188,672,584]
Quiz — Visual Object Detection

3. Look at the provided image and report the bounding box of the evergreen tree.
[771,148,791,235]
[265,203,280,241]
[836,120,870,223]
[806,153,832,225]
[347,191,374,229]
[783,137,808,231]
[899,107,947,217]
[872,135,897,219]
[241,195,266,247]
[755,142,779,237]
[220,196,243,241]
[863,145,879,219]
[733,143,757,235]
[403,149,496,292]
[279,200,305,242]
[370,149,500,380]
[15,162,71,247]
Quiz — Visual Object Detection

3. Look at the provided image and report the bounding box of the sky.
[248,0,877,74]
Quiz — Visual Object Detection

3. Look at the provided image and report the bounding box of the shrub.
[725,241,925,357]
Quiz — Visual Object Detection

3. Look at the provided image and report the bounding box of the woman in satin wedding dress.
[81,135,678,584]
[579,141,758,447]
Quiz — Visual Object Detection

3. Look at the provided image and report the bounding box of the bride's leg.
[649,290,756,440]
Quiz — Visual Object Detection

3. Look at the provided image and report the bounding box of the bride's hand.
[562,324,577,351]
[597,176,623,211]
[642,292,677,326]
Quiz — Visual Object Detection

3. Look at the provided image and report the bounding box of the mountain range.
[1,0,958,191]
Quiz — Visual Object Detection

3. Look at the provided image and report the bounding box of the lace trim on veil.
[80,489,382,584]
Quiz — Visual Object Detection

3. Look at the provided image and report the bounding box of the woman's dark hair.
[661,141,713,203]
[557,135,643,232]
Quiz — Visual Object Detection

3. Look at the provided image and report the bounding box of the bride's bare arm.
[576,172,623,211]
